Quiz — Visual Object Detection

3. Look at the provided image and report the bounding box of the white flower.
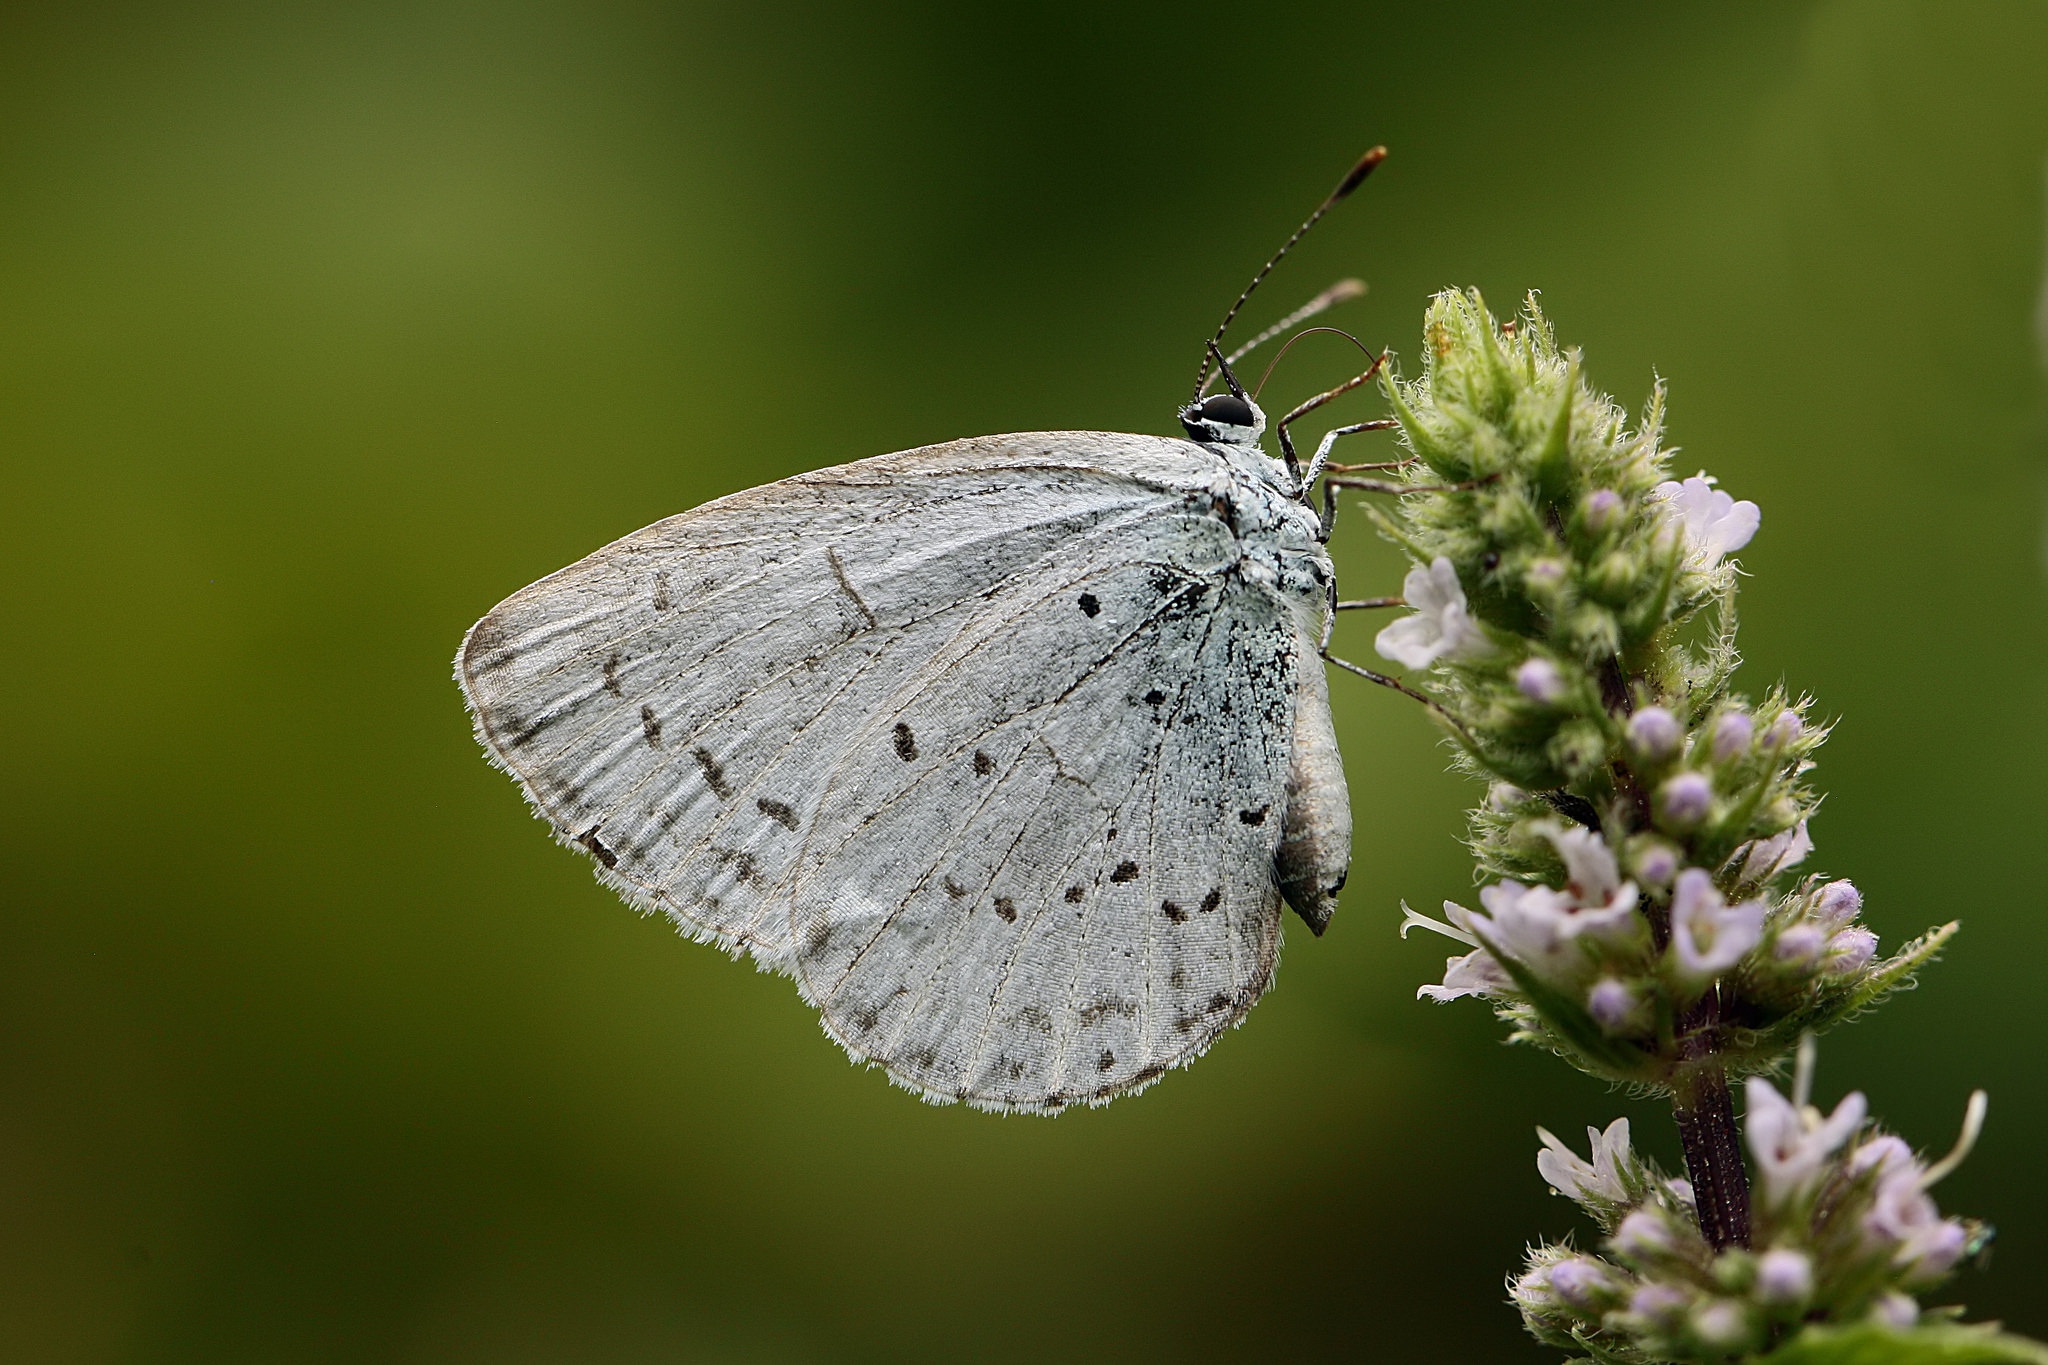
[1536,1117,1635,1206]
[1744,1076,1867,1207]
[1375,557,1493,668]
[1417,948,1513,1003]
[1652,474,1760,564]
[1669,869,1766,983]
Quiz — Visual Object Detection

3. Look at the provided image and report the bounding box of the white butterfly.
[457,150,1401,1113]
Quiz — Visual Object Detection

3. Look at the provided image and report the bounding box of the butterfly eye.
[1197,394,1256,427]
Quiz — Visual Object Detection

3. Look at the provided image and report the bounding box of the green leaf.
[1752,1323,2048,1365]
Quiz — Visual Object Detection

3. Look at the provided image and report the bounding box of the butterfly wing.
[458,431,1326,1110]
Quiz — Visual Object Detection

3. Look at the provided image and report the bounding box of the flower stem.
[1672,991,1752,1250]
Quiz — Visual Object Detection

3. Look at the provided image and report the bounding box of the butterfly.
[457,148,1410,1113]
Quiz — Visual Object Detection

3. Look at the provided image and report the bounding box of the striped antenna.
[1191,146,1386,400]
[1197,278,1366,398]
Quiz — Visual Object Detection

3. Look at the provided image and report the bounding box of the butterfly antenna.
[1191,146,1386,401]
[1196,279,1367,398]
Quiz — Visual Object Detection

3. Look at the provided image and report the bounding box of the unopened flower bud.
[1581,488,1623,533]
[1659,772,1713,826]
[1628,707,1682,760]
[1631,839,1679,887]
[1871,1292,1919,1329]
[1516,657,1567,705]
[1765,711,1805,747]
[1547,1257,1622,1312]
[1526,557,1568,591]
[1613,1208,1676,1261]
[1587,978,1639,1034]
[1774,923,1825,968]
[1487,781,1526,813]
[1629,1282,1691,1326]
[1825,926,1877,974]
[1754,1248,1812,1307]
[1712,710,1754,762]
[1814,879,1862,927]
[1691,1299,1757,1352]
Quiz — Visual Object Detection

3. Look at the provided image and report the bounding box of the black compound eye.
[1197,393,1255,427]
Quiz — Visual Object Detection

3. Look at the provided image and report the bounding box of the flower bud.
[1825,927,1877,974]
[1546,1256,1624,1312]
[1627,707,1682,760]
[1587,978,1639,1034]
[1612,1208,1677,1262]
[1712,710,1754,762]
[1690,1299,1758,1353]
[1516,657,1567,705]
[1658,772,1713,826]
[1871,1292,1919,1329]
[1764,711,1805,748]
[1628,1282,1691,1326]
[1486,781,1526,813]
[1526,557,1568,592]
[1773,923,1825,968]
[1814,879,1862,927]
[1581,488,1623,534]
[1754,1249,1812,1307]
[1630,838,1679,887]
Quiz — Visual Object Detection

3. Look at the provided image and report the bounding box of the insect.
[457,147,1428,1113]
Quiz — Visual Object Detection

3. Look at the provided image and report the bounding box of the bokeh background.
[4,2,2046,1360]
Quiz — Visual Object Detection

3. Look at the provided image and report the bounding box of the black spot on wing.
[1143,689,1165,706]
[1161,900,1187,924]
[602,654,623,697]
[893,722,918,761]
[1064,885,1086,904]
[578,827,619,869]
[756,797,799,831]
[1109,860,1140,884]
[1200,888,1222,914]
[640,704,662,746]
[652,571,672,611]
[1238,805,1269,826]
[1097,1050,1115,1072]
[973,749,993,776]
[994,896,1017,923]
[1078,592,1100,618]
[691,747,732,800]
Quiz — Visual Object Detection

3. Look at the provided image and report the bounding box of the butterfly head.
[1177,390,1267,447]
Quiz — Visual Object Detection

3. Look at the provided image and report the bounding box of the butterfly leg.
[1301,418,1402,491]
[1321,648,1481,750]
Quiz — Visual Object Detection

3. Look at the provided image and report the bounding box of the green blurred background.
[3,2,2045,1360]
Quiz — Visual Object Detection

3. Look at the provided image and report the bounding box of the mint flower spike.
[1367,288,2012,1357]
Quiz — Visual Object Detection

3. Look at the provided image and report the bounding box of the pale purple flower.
[1627,706,1682,760]
[1536,1118,1635,1205]
[1745,1076,1867,1207]
[1587,978,1638,1033]
[1670,869,1766,983]
[1814,879,1863,927]
[1516,657,1567,704]
[1660,772,1713,826]
[1526,557,1568,590]
[1871,1292,1919,1329]
[1375,557,1492,668]
[1765,711,1806,747]
[1438,824,1643,988]
[1774,923,1826,968]
[1826,926,1878,974]
[1755,1248,1814,1306]
[1732,819,1814,884]
[1653,474,1760,565]
[1852,1134,1969,1283]
[1713,710,1755,762]
[1581,488,1623,533]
